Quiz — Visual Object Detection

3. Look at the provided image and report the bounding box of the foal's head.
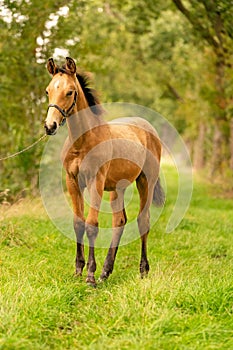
[45,57,79,135]
[45,57,103,135]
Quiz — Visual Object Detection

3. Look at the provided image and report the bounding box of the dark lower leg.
[137,209,150,278]
[140,232,150,278]
[76,242,85,276]
[136,174,151,277]
[100,227,124,280]
[74,219,85,276]
[86,246,96,285]
[101,190,126,280]
[86,224,98,286]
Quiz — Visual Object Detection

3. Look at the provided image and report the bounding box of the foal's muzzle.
[44,121,58,136]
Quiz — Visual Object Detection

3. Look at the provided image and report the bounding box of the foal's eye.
[45,90,48,95]
[66,90,73,97]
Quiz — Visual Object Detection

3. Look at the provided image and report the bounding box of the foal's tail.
[153,177,165,207]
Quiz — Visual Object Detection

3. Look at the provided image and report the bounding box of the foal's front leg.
[85,178,104,286]
[66,174,85,276]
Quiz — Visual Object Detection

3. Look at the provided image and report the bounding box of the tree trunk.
[230,118,233,170]
[210,52,227,176]
[172,0,231,175]
[210,122,223,177]
[193,122,206,170]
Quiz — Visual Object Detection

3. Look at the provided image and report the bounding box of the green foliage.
[0,0,233,198]
[0,0,70,196]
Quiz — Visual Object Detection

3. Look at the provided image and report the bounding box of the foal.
[45,57,164,286]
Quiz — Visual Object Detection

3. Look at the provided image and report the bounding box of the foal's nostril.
[44,121,58,135]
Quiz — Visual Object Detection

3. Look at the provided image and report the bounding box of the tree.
[0,0,70,197]
[106,0,233,174]
[172,0,233,173]
[1,0,232,201]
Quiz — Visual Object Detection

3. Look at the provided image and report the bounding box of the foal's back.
[104,117,162,191]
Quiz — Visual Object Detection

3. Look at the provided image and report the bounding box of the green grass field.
[1,167,233,350]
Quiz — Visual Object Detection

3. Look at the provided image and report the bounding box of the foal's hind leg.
[100,189,127,281]
[136,173,153,278]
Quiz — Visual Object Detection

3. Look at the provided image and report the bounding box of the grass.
[0,166,233,349]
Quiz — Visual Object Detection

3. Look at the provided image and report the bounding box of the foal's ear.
[47,58,58,75]
[65,57,76,74]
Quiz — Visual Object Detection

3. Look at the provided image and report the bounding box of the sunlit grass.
[1,166,233,349]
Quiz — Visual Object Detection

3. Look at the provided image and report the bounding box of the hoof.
[98,276,107,283]
[86,276,96,288]
[75,268,83,277]
[99,271,109,282]
[140,270,149,279]
[75,272,82,277]
[140,261,149,279]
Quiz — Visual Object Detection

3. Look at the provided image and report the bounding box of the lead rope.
[0,134,47,161]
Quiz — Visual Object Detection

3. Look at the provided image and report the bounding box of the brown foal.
[44,57,165,286]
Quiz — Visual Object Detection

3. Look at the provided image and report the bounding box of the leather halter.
[47,91,77,126]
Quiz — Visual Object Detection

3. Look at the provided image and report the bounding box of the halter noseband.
[47,91,78,126]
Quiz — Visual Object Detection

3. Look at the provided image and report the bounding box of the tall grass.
[0,167,233,349]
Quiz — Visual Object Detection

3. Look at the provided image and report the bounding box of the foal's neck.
[66,92,105,146]
[67,110,104,144]
[67,77,106,145]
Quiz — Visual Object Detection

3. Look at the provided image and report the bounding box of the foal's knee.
[74,217,85,242]
[85,221,98,245]
[137,212,150,235]
[113,209,127,228]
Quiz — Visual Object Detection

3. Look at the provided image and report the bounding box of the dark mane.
[76,72,103,116]
[59,65,103,116]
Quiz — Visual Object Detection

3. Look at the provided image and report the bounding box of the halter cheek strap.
[47,91,78,126]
